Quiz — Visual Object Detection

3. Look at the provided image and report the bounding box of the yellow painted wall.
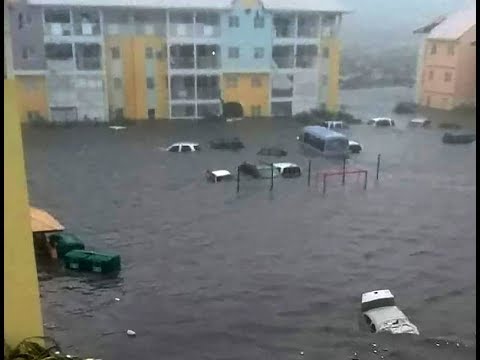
[4,79,44,346]
[222,73,270,117]
[325,38,341,112]
[105,36,168,120]
[16,76,48,122]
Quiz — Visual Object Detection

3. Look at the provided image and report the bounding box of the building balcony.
[74,23,101,36]
[76,57,101,70]
[197,88,220,100]
[171,103,195,118]
[196,56,220,69]
[170,57,195,69]
[296,56,317,69]
[272,88,293,98]
[169,23,194,38]
[273,56,295,69]
[44,23,73,36]
[273,16,296,38]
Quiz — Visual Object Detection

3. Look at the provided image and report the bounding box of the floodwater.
[24,87,476,360]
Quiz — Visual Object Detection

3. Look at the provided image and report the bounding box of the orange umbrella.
[30,206,64,233]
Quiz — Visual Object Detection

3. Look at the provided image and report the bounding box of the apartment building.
[6,0,349,121]
[414,7,476,110]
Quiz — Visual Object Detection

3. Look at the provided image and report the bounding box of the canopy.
[30,206,64,233]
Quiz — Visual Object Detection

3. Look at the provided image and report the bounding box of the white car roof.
[410,118,428,123]
[170,142,199,147]
[364,305,406,322]
[273,162,299,169]
[348,140,360,146]
[211,170,231,177]
[372,117,392,122]
[362,289,394,303]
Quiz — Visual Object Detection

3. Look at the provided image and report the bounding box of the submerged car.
[166,142,201,152]
[206,169,233,183]
[442,132,476,144]
[209,137,244,150]
[348,140,363,154]
[272,162,301,178]
[320,121,350,130]
[257,147,288,157]
[361,289,419,335]
[408,118,431,127]
[367,117,395,127]
[238,162,280,179]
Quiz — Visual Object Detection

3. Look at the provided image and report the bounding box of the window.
[156,50,164,60]
[181,145,192,152]
[251,76,262,87]
[430,43,437,55]
[229,16,239,28]
[115,108,124,119]
[111,47,120,59]
[18,13,24,29]
[254,15,265,28]
[22,47,34,60]
[145,47,153,59]
[45,43,73,60]
[447,43,455,56]
[254,47,264,59]
[44,9,70,23]
[428,70,434,80]
[444,72,452,82]
[251,105,261,116]
[147,108,155,119]
[226,75,238,88]
[228,47,239,58]
[169,145,180,152]
[146,77,155,89]
[322,47,329,58]
[113,77,122,89]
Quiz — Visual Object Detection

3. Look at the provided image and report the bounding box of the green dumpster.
[48,232,85,259]
[64,250,121,274]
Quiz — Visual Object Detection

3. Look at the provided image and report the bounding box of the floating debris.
[299,351,304,356]
[109,126,127,130]
[456,343,460,347]
[114,297,120,302]
[126,329,136,336]
[436,343,440,347]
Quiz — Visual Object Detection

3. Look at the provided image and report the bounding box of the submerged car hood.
[365,307,419,335]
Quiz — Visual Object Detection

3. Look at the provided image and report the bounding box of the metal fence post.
[376,154,381,180]
[237,166,240,193]
[342,156,346,185]
[323,173,327,195]
[270,164,274,191]
[307,159,311,187]
[364,170,368,190]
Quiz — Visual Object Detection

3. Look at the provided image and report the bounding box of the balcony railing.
[169,23,194,37]
[76,57,101,70]
[194,24,221,37]
[74,23,101,36]
[170,57,195,69]
[273,56,295,68]
[274,27,295,38]
[44,23,73,36]
[171,88,195,100]
[196,56,220,69]
[296,56,317,68]
[297,27,318,38]
[46,58,75,71]
[272,88,293,97]
[197,88,220,100]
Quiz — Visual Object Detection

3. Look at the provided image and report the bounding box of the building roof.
[414,7,476,40]
[28,0,350,12]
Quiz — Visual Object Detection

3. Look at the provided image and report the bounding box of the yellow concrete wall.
[222,73,270,117]
[325,38,341,112]
[105,36,168,120]
[16,76,48,122]
[4,79,44,346]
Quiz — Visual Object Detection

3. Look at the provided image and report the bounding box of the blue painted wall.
[221,2,272,72]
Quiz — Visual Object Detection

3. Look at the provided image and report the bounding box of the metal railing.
[170,57,195,69]
[196,56,220,69]
[273,56,295,68]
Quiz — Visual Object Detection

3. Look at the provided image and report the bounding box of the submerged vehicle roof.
[302,126,347,139]
[273,162,299,169]
[169,142,199,146]
[362,289,394,303]
[210,170,231,177]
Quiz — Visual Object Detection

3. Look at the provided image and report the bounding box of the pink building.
[414,7,476,110]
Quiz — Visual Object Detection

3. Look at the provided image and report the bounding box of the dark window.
[254,47,264,59]
[156,50,164,60]
[194,145,201,151]
[169,145,180,152]
[444,72,452,82]
[18,13,24,29]
[146,77,155,89]
[181,145,192,152]
[428,70,434,80]
[111,47,120,59]
[361,297,396,312]
[254,15,264,28]
[45,43,73,60]
[113,77,122,89]
[147,108,155,119]
[44,9,70,23]
[228,47,239,58]
[115,108,124,119]
[145,47,153,59]
[229,16,239,28]
[430,43,437,55]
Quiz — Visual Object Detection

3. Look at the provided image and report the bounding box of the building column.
[4,79,44,346]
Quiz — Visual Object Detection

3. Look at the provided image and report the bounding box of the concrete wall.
[221,0,273,72]
[9,4,46,70]
[454,25,476,107]
[4,79,44,346]
[16,75,49,122]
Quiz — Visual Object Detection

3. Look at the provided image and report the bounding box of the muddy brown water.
[24,87,476,359]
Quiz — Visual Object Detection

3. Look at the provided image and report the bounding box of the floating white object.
[126,329,136,336]
[300,351,304,355]
[114,297,120,301]
[109,126,127,130]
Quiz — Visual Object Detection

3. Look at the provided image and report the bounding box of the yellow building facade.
[222,73,270,117]
[4,79,44,346]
